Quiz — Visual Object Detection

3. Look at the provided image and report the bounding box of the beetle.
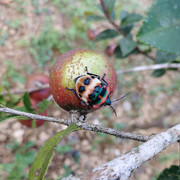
[66,67,129,116]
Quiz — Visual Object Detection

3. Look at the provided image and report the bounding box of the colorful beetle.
[66,67,128,115]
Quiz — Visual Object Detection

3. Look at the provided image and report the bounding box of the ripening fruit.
[17,99,46,128]
[87,29,98,41]
[49,49,117,114]
[26,74,51,101]
[105,45,116,57]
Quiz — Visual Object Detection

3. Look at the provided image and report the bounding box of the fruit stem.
[69,110,87,122]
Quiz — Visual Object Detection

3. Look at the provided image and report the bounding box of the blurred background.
[0,0,180,179]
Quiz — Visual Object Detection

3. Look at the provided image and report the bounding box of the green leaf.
[152,69,166,77]
[103,0,116,15]
[120,25,133,35]
[86,15,105,21]
[156,51,177,64]
[15,151,36,165]
[6,93,20,108]
[56,145,71,155]
[114,46,123,59]
[24,141,35,150]
[14,106,30,112]
[120,9,128,21]
[28,124,80,180]
[37,100,52,113]
[111,10,116,21]
[23,93,36,113]
[95,29,119,41]
[138,43,151,53]
[157,165,180,180]
[121,13,143,27]
[0,114,25,123]
[0,86,5,106]
[119,37,137,57]
[137,0,180,55]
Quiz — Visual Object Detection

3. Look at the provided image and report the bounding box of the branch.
[117,63,180,74]
[1,63,179,96]
[136,48,156,61]
[63,123,180,180]
[0,106,149,142]
[99,0,123,35]
[0,84,49,96]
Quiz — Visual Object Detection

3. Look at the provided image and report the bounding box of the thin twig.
[0,84,49,96]
[117,63,180,74]
[0,106,149,142]
[100,0,123,35]
[1,63,179,96]
[137,48,156,61]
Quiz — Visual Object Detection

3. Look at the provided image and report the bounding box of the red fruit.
[18,99,46,128]
[87,29,98,41]
[49,49,117,114]
[105,45,116,57]
[26,74,51,101]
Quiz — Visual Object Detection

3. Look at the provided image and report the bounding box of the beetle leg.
[66,87,80,100]
[85,66,100,79]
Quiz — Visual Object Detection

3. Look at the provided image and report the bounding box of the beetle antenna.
[111,92,130,102]
[110,105,117,116]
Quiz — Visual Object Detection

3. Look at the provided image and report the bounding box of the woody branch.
[63,123,180,180]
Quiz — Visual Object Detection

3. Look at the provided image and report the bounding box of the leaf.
[152,69,166,77]
[121,13,143,27]
[24,141,35,150]
[103,0,116,14]
[111,10,116,21]
[14,106,31,112]
[120,25,133,35]
[0,114,26,123]
[155,51,177,64]
[56,145,71,155]
[95,29,119,41]
[138,43,151,53]
[119,37,137,57]
[0,86,5,106]
[37,100,52,113]
[28,124,80,180]
[23,92,35,113]
[137,0,180,55]
[114,46,123,59]
[86,15,105,21]
[6,93,20,108]
[157,165,180,180]
[120,9,128,21]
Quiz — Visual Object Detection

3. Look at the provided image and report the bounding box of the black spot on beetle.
[89,93,95,100]
[79,86,85,93]
[83,78,91,85]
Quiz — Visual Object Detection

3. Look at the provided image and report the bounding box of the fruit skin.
[105,45,116,57]
[49,49,117,114]
[18,99,46,128]
[26,74,51,101]
[87,29,98,41]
